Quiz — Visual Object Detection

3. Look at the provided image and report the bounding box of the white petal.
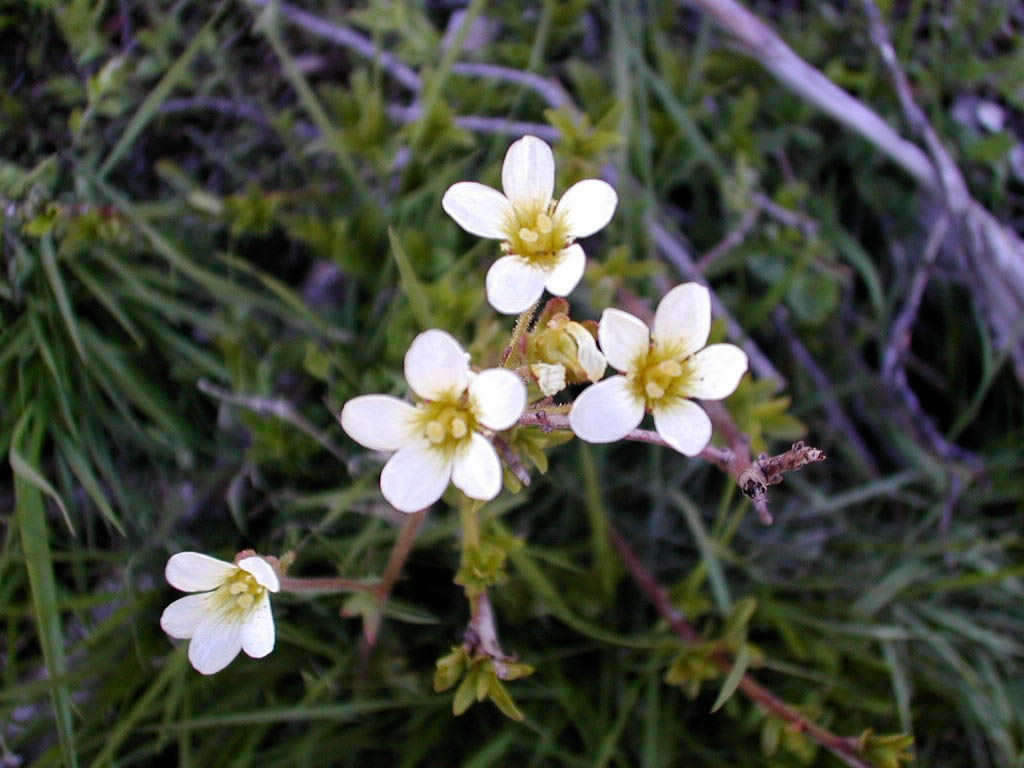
[469,369,526,430]
[340,395,417,451]
[653,398,713,456]
[531,362,567,396]
[379,438,452,513]
[188,612,243,675]
[569,376,645,443]
[598,308,650,372]
[501,135,554,211]
[165,552,234,592]
[442,182,514,239]
[544,243,585,297]
[556,179,617,238]
[485,256,548,314]
[240,593,275,659]
[160,594,210,639]
[653,282,710,357]
[237,556,280,592]
[451,432,503,501]
[404,330,470,401]
[566,322,607,382]
[685,344,749,400]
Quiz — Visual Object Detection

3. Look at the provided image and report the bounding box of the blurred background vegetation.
[2,1,1023,766]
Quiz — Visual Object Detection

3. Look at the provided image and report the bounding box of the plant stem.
[608,524,875,768]
[501,302,539,367]
[278,575,376,594]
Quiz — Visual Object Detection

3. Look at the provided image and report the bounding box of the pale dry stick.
[650,217,787,388]
[609,524,875,768]
[695,204,761,272]
[244,0,421,91]
[681,0,1024,382]
[387,104,559,142]
[198,379,347,462]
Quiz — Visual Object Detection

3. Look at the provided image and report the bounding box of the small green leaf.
[711,644,752,713]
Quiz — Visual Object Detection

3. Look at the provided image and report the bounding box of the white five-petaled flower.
[340,329,527,513]
[569,283,748,456]
[442,135,618,314]
[160,552,279,675]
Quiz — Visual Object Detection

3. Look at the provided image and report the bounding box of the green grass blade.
[388,227,435,330]
[40,236,87,363]
[97,4,227,179]
[10,410,79,767]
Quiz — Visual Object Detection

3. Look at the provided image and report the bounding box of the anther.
[658,360,683,377]
[426,421,446,444]
[450,417,467,439]
[645,382,665,399]
[536,213,552,234]
[230,582,247,595]
[519,227,539,244]
[236,593,254,609]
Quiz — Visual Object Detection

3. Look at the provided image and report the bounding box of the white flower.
[160,552,279,675]
[442,135,618,314]
[569,283,748,456]
[340,329,527,512]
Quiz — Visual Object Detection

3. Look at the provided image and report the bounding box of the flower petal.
[569,376,645,443]
[165,552,235,592]
[653,282,711,357]
[469,369,526,430]
[685,344,749,400]
[598,308,650,372]
[379,438,452,513]
[240,593,275,659]
[566,322,607,382]
[544,243,585,297]
[238,556,280,592]
[501,135,554,211]
[404,329,470,401]
[485,255,548,314]
[188,611,243,675]
[442,182,514,239]
[451,432,502,501]
[556,179,617,238]
[653,398,713,456]
[340,395,417,451]
[531,362,567,396]
[160,594,210,639]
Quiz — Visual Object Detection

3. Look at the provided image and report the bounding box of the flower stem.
[608,524,874,768]
[373,509,428,602]
[501,302,539,367]
[278,575,376,594]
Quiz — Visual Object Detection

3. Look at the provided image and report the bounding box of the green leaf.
[710,643,752,713]
[10,410,79,767]
[388,227,435,330]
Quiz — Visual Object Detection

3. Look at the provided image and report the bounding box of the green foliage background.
[2,1,1023,766]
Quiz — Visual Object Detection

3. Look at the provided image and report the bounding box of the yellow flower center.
[503,200,571,269]
[414,395,479,458]
[626,345,695,408]
[217,569,266,616]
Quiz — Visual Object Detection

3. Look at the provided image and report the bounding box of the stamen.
[519,227,538,244]
[536,213,552,234]
[229,582,247,595]
[645,382,665,399]
[658,360,683,377]
[236,593,254,609]
[450,417,467,439]
[426,421,446,444]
